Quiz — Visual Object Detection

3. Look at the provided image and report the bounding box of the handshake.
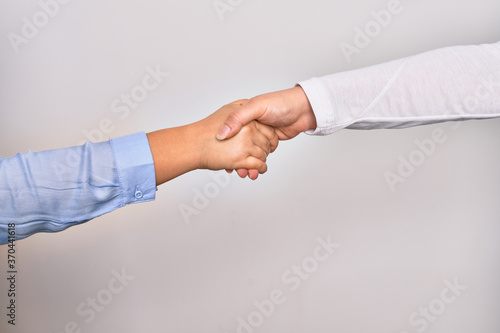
[146,86,317,185]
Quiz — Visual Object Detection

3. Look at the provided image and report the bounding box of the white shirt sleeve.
[298,41,500,135]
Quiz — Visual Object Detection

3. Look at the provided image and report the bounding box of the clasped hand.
[147,86,315,184]
[214,86,317,180]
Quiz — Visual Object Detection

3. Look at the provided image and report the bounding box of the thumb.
[216,100,264,140]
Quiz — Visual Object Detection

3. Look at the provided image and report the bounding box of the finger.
[248,169,259,180]
[216,99,265,141]
[253,121,279,153]
[226,169,234,174]
[249,144,268,163]
[236,169,248,178]
[245,126,273,156]
[242,157,268,174]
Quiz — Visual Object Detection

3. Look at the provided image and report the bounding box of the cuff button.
[134,187,143,199]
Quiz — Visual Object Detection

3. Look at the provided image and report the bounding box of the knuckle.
[231,99,249,106]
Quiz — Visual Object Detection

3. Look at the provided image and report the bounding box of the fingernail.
[216,125,230,140]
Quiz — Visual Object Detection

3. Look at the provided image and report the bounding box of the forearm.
[299,41,500,135]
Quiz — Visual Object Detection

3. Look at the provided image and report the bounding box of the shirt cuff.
[297,79,337,136]
[110,132,156,206]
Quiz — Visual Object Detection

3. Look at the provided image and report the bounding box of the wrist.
[146,124,201,185]
[189,121,210,171]
[291,86,317,132]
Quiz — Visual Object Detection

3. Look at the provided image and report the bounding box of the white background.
[1,0,500,332]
